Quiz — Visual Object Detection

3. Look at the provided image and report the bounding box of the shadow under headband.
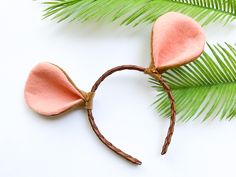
[24,12,205,165]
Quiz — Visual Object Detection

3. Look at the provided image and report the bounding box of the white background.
[0,1,236,177]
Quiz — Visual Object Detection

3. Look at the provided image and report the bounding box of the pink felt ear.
[152,12,205,72]
[24,63,85,116]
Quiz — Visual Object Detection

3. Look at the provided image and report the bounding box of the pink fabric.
[24,63,85,116]
[152,12,205,71]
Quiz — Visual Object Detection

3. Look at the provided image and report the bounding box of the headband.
[24,12,205,165]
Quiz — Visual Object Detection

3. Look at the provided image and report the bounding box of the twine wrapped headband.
[24,12,205,165]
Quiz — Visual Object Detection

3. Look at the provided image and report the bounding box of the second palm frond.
[150,43,236,122]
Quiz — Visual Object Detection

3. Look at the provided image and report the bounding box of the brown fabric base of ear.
[86,65,176,165]
[84,92,95,110]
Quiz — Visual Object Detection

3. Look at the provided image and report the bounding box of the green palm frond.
[43,0,236,26]
[150,43,236,122]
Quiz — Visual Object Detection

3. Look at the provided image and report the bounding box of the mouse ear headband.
[24,12,205,165]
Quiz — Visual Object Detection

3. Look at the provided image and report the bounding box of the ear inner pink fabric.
[152,12,205,72]
[24,62,85,116]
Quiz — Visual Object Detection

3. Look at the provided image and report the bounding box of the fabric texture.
[151,12,205,72]
[24,62,85,116]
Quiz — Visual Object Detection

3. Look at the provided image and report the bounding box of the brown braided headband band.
[24,12,205,165]
[88,65,176,165]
